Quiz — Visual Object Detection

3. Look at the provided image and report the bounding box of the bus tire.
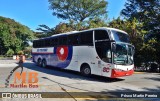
[41,59,47,68]
[81,64,91,76]
[37,58,41,67]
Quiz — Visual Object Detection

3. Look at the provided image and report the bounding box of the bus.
[32,27,135,78]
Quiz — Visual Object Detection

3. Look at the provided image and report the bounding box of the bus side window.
[50,38,53,46]
[63,36,68,45]
[37,40,41,47]
[51,38,58,46]
[68,34,79,46]
[80,31,93,46]
[37,41,39,47]
[59,37,62,45]
[49,39,52,47]
[95,41,112,63]
[59,36,68,45]
[95,30,109,41]
[42,40,45,47]
[33,41,36,48]
[54,38,58,46]
[45,39,50,47]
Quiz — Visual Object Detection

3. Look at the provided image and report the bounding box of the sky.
[0,0,126,31]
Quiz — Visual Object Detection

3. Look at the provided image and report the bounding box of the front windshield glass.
[111,30,130,43]
[114,43,134,65]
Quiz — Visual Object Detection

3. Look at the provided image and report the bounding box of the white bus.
[32,27,134,78]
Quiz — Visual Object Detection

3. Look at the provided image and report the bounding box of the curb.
[134,72,146,74]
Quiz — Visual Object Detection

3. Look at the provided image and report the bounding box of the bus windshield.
[111,30,130,43]
[114,43,134,65]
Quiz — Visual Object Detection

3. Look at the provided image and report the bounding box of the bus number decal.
[103,67,110,72]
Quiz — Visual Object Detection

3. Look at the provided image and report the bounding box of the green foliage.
[48,0,108,23]
[34,0,108,36]
[0,16,34,55]
[53,16,108,33]
[36,24,52,32]
[35,25,54,38]
[23,46,32,57]
[6,49,14,56]
[54,22,74,34]
[86,17,108,29]
[121,0,160,34]
[121,0,160,65]
[143,34,160,64]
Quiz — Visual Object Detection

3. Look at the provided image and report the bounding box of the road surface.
[0,60,159,101]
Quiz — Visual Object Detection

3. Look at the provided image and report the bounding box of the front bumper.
[111,69,134,78]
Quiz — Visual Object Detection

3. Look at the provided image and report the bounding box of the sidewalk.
[0,60,18,67]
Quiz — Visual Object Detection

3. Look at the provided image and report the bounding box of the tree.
[6,49,14,56]
[143,33,160,64]
[36,24,52,33]
[0,16,34,55]
[35,24,54,38]
[33,0,108,36]
[86,17,108,29]
[48,0,108,23]
[121,0,160,34]
[121,0,160,65]
[23,46,32,57]
[52,16,108,34]
[54,22,74,34]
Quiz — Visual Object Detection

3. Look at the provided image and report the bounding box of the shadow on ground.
[144,73,160,81]
[23,62,124,83]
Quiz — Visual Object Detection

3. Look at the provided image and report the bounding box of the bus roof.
[34,27,128,41]
[52,27,128,35]
[89,27,128,35]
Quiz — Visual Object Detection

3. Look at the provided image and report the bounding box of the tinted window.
[33,41,36,48]
[80,31,93,45]
[45,39,50,47]
[51,38,58,46]
[95,30,109,40]
[59,36,68,45]
[95,41,111,63]
[36,41,40,47]
[68,34,79,45]
[41,40,45,47]
[36,40,41,47]
[33,39,46,48]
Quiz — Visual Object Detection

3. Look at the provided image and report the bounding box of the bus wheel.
[41,59,47,68]
[81,64,91,76]
[37,58,41,67]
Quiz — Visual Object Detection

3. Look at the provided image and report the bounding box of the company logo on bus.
[56,46,68,61]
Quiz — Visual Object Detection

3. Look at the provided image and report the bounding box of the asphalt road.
[0,60,160,101]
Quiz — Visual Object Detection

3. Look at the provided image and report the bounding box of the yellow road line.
[134,72,146,74]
